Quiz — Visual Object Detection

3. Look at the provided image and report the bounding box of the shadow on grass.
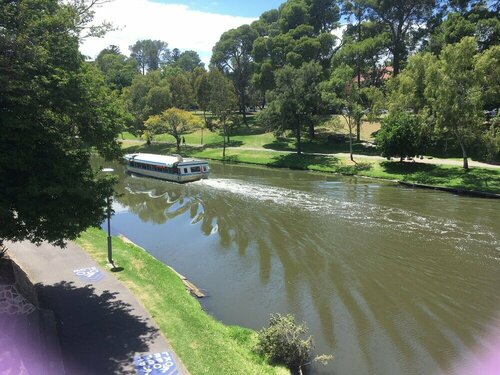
[380,161,500,193]
[203,140,244,149]
[262,139,380,156]
[268,153,338,170]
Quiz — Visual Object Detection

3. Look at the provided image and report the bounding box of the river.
[102,159,500,374]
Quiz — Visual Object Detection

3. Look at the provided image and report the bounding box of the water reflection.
[102,159,500,375]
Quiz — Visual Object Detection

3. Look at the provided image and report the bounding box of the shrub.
[376,112,420,161]
[255,314,313,370]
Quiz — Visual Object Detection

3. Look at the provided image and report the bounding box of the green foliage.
[361,0,436,75]
[173,50,204,72]
[122,70,171,134]
[207,69,238,156]
[262,61,325,154]
[482,116,500,163]
[0,0,122,246]
[144,108,201,151]
[376,112,420,160]
[95,46,138,90]
[129,39,169,74]
[211,24,258,122]
[163,67,194,109]
[255,314,313,370]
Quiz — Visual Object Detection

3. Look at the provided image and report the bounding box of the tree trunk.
[176,137,181,153]
[308,122,315,139]
[296,121,302,155]
[392,39,403,77]
[459,139,469,169]
[223,124,226,158]
[349,132,354,162]
[356,117,361,142]
[202,110,206,145]
[240,91,248,127]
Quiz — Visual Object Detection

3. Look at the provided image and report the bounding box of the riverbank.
[122,140,500,195]
[76,228,288,375]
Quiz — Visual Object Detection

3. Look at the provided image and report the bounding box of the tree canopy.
[0,0,123,246]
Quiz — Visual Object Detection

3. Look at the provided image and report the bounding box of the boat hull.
[126,166,208,183]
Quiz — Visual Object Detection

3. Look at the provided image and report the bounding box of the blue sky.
[152,0,285,17]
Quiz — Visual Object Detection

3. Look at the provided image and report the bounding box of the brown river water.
[101,159,500,375]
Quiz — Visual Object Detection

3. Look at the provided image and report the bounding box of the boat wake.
[198,178,500,253]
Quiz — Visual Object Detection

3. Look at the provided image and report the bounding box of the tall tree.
[122,70,171,134]
[0,0,122,246]
[208,69,237,157]
[361,0,436,75]
[194,71,211,144]
[211,24,259,125]
[95,46,138,90]
[261,62,325,155]
[175,50,204,72]
[424,37,487,169]
[130,39,169,74]
[321,64,363,162]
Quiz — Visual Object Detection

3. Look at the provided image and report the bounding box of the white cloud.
[80,0,256,66]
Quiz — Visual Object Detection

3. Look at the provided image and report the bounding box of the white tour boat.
[123,153,209,183]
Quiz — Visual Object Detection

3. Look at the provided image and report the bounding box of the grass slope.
[76,228,288,375]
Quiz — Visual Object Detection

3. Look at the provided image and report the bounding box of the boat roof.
[124,153,208,166]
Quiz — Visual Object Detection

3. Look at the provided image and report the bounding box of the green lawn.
[76,228,288,375]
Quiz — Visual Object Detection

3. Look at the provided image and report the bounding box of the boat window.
[184,168,188,173]
[191,166,201,172]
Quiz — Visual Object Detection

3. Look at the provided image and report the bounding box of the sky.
[80,0,283,65]
[79,0,343,66]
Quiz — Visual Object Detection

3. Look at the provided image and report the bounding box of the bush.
[376,112,420,161]
[255,314,313,371]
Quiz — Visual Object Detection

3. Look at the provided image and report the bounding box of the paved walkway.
[7,241,189,375]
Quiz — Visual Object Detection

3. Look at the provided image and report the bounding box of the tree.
[262,62,325,155]
[130,39,169,74]
[211,24,259,125]
[361,0,436,75]
[424,37,485,169]
[194,71,211,144]
[163,67,194,109]
[208,69,237,158]
[95,46,138,90]
[321,64,363,162]
[175,50,204,72]
[375,112,420,161]
[122,70,171,134]
[0,0,123,247]
[428,4,500,54]
[144,108,200,152]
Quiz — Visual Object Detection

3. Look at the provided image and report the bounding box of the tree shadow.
[268,153,339,170]
[203,140,244,149]
[263,137,295,152]
[35,281,159,375]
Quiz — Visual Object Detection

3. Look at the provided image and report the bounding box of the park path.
[122,139,500,169]
[7,241,189,375]
[227,146,500,169]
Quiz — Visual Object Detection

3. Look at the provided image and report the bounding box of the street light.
[102,168,115,268]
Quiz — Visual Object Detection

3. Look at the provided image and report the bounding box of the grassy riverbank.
[122,140,500,195]
[76,228,288,375]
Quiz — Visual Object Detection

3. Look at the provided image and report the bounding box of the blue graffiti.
[134,352,178,375]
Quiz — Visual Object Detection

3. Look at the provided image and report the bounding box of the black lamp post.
[102,168,115,267]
